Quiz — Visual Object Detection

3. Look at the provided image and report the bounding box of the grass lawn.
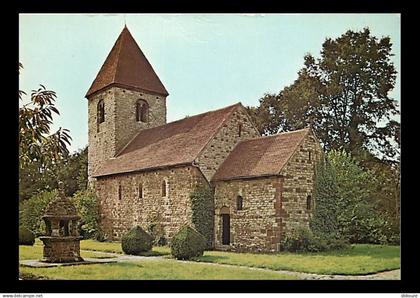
[19,259,297,280]
[80,239,171,256]
[20,239,400,279]
[19,242,116,260]
[192,244,400,275]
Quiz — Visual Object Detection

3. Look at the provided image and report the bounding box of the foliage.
[146,213,166,246]
[71,189,100,239]
[310,154,341,239]
[248,28,399,162]
[19,190,57,236]
[121,226,153,255]
[19,146,88,201]
[310,150,399,244]
[170,226,206,260]
[19,63,72,170]
[281,225,349,253]
[19,226,35,246]
[190,186,214,248]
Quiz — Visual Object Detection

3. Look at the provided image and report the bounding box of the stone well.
[39,182,84,263]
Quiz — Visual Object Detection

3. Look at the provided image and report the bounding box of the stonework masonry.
[213,176,282,252]
[195,105,260,181]
[87,86,167,178]
[279,131,322,233]
[95,165,209,240]
[213,131,322,252]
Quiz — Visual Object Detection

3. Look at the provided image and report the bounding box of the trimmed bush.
[121,226,153,255]
[19,226,35,246]
[170,226,206,260]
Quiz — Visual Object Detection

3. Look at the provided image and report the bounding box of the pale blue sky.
[19,14,400,153]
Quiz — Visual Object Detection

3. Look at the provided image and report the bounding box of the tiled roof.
[86,26,168,98]
[212,128,310,181]
[93,103,241,177]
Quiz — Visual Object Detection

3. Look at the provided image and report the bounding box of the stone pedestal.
[40,181,84,263]
[40,236,83,263]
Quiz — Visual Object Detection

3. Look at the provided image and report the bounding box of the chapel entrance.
[221,214,230,245]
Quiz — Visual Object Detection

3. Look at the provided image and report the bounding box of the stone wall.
[213,176,282,252]
[195,105,260,182]
[87,86,167,179]
[95,165,209,241]
[212,130,322,252]
[114,87,167,154]
[279,131,322,235]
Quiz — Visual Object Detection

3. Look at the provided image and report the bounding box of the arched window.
[138,183,143,199]
[306,195,312,210]
[236,195,243,211]
[162,180,167,197]
[238,123,242,137]
[136,100,149,123]
[97,99,105,124]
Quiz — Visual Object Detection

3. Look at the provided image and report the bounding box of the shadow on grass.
[193,255,230,262]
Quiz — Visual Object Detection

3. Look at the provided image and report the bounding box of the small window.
[309,150,312,162]
[162,180,167,197]
[138,183,143,199]
[238,123,242,137]
[97,99,105,124]
[236,195,243,211]
[306,195,312,210]
[136,100,149,123]
[118,184,122,200]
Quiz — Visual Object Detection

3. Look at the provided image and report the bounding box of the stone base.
[40,236,83,263]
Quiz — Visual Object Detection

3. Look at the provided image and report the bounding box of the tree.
[249,28,399,162]
[19,63,73,200]
[310,150,399,244]
[19,146,88,201]
[19,63,72,170]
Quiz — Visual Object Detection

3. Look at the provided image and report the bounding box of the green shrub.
[170,226,206,260]
[190,187,214,249]
[71,189,99,239]
[281,226,327,253]
[19,226,35,246]
[121,226,153,255]
[281,225,350,253]
[94,228,108,242]
[19,190,57,236]
[146,213,166,246]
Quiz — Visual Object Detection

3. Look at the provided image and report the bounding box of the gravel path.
[83,249,400,280]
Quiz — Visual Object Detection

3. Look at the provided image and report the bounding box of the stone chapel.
[86,26,322,252]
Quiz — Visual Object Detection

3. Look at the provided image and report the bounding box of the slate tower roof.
[85,26,169,98]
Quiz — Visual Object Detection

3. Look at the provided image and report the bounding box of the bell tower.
[85,26,169,180]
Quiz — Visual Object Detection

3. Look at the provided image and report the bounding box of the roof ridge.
[193,103,242,166]
[112,28,125,84]
[234,127,310,145]
[276,128,310,174]
[115,102,241,158]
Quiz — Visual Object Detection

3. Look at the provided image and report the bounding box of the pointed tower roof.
[86,26,169,98]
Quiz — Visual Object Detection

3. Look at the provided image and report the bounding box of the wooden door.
[222,214,230,245]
